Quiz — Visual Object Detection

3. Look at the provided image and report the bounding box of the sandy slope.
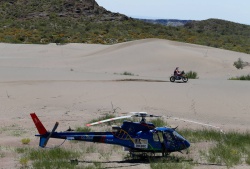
[0,39,250,168]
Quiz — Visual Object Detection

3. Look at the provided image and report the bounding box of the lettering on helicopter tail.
[81,135,93,140]
[133,138,148,149]
[67,137,75,140]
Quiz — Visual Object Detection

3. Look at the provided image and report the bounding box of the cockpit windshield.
[173,131,185,141]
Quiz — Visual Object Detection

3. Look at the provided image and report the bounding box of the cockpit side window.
[153,132,164,143]
[153,132,159,142]
[164,132,173,141]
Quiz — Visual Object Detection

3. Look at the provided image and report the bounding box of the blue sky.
[96,0,250,25]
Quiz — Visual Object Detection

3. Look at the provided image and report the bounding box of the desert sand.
[0,38,250,168]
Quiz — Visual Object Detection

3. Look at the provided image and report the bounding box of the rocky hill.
[0,0,129,21]
[0,0,250,54]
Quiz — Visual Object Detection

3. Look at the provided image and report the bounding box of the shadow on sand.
[116,79,188,83]
[70,155,225,169]
[116,79,169,82]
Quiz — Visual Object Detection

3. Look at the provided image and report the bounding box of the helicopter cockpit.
[172,130,186,141]
[153,127,190,152]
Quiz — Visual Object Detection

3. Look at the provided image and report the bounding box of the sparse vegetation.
[246,152,250,165]
[150,118,168,127]
[86,112,125,127]
[75,126,91,132]
[16,147,29,154]
[180,129,250,168]
[150,156,194,169]
[19,157,29,168]
[88,113,116,124]
[179,129,222,142]
[185,71,199,79]
[228,74,250,80]
[201,143,242,168]
[0,124,26,136]
[115,71,137,76]
[86,144,97,154]
[0,152,4,158]
[121,71,135,76]
[17,147,80,169]
[0,146,5,158]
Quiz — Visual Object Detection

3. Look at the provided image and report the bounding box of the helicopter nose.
[184,140,190,148]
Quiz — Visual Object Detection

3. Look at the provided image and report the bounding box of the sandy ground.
[0,38,250,168]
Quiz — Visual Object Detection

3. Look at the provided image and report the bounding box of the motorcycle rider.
[174,67,181,76]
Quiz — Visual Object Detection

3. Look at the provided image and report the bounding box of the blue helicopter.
[31,112,190,157]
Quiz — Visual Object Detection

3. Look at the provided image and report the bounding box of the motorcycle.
[170,71,188,83]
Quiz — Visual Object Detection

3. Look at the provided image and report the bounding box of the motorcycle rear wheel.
[170,76,175,82]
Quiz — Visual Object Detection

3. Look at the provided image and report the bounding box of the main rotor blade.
[165,116,224,133]
[86,115,132,126]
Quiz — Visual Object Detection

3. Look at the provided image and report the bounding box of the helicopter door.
[156,131,167,155]
[155,131,175,154]
[163,131,176,152]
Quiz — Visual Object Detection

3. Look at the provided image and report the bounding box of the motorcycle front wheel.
[182,77,188,83]
[170,76,175,82]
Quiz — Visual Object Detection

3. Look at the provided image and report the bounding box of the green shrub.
[21,138,30,145]
[185,71,199,79]
[121,71,135,76]
[228,74,250,80]
[0,147,5,158]
[19,157,29,167]
[233,58,244,69]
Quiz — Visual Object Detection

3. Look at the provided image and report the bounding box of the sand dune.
[0,39,250,168]
[1,38,250,128]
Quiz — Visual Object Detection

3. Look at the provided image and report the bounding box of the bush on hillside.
[233,58,244,69]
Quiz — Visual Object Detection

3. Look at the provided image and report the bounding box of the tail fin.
[30,113,47,135]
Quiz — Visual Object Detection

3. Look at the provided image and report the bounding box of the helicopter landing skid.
[129,151,155,160]
[129,150,170,158]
